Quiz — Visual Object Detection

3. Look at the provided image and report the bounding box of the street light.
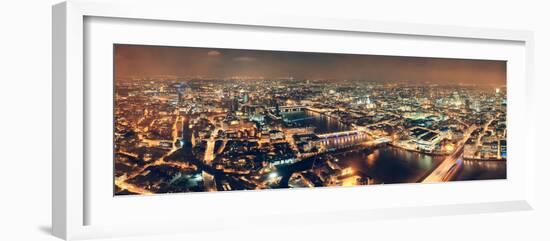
[268,172,278,179]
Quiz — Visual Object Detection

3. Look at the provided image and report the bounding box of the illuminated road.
[422,125,477,183]
[204,139,216,163]
[115,115,188,194]
[421,146,464,183]
[115,177,153,195]
[476,116,497,146]
[115,114,239,194]
[203,127,220,163]
[171,115,182,149]
[114,152,179,194]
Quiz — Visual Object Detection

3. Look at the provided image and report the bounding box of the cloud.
[233,56,257,62]
[207,50,221,56]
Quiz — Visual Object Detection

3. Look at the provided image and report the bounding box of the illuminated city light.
[113,44,507,195]
[445,143,455,152]
[268,172,278,179]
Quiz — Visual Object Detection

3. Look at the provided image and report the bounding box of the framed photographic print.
[52,0,535,240]
[112,44,507,194]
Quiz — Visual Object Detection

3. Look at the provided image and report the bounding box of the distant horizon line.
[115,76,506,86]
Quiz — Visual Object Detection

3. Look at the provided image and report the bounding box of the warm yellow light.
[341,167,354,175]
[445,143,455,152]
[342,176,358,186]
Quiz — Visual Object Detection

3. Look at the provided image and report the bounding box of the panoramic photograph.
[113,44,507,195]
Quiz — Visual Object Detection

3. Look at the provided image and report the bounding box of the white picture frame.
[52,0,535,240]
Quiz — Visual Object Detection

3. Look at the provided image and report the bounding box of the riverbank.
[388,143,450,157]
[334,145,446,184]
[464,157,507,162]
[454,159,507,181]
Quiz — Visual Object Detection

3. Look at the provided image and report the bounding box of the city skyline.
[115,44,506,87]
[114,44,506,195]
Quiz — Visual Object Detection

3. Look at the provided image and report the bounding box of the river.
[282,110,349,134]
[283,110,506,183]
[335,146,445,183]
[454,160,506,181]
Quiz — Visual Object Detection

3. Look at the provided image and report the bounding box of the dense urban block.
[114,45,506,195]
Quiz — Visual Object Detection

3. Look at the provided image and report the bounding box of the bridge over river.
[421,125,477,183]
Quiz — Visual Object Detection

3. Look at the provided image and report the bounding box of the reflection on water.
[282,111,506,184]
[366,151,378,166]
[335,146,445,184]
[333,147,506,184]
[282,110,349,134]
[454,160,506,181]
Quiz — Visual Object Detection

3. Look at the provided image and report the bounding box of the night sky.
[114,44,506,86]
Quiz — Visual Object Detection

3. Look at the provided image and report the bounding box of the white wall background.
[1,0,548,240]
